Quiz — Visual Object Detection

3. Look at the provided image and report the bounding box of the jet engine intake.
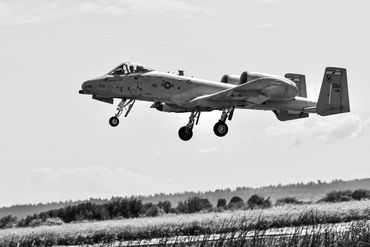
[239,71,271,84]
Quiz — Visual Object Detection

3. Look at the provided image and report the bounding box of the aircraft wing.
[189,78,282,108]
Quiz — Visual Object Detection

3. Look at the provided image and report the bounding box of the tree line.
[0,194,271,228]
[3,178,370,220]
[1,189,370,229]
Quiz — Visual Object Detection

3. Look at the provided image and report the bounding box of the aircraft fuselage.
[81,71,297,112]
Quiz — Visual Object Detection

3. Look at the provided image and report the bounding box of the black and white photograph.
[0,0,369,246]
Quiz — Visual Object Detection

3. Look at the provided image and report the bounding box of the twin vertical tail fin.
[285,73,307,98]
[317,67,350,116]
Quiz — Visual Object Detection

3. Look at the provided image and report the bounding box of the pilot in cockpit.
[112,65,125,75]
[136,65,144,73]
[129,65,135,73]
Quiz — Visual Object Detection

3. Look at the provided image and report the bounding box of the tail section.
[317,67,350,116]
[285,73,307,98]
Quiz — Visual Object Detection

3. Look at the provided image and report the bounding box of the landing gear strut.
[109,99,136,127]
[178,111,201,141]
[213,107,234,137]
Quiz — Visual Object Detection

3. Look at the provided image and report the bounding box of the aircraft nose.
[79,75,107,94]
[79,80,93,94]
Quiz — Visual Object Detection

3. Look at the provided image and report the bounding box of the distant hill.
[1,178,370,219]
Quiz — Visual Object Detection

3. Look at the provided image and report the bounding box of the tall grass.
[0,200,369,246]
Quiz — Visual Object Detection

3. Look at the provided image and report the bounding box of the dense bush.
[176,201,188,214]
[144,205,160,217]
[352,189,370,200]
[177,196,213,213]
[318,189,370,203]
[228,196,244,209]
[0,215,17,229]
[157,201,172,213]
[319,190,353,203]
[247,194,272,209]
[216,198,227,208]
[141,202,154,214]
[276,197,303,205]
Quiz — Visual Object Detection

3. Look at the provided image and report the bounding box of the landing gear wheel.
[213,121,228,137]
[109,116,119,127]
[178,126,193,141]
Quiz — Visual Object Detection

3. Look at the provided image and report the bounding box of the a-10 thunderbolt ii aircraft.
[79,62,350,141]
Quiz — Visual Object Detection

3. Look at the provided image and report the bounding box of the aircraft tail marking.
[317,67,350,116]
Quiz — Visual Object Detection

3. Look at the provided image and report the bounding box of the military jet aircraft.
[79,62,350,141]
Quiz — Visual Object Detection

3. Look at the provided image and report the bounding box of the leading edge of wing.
[188,78,277,107]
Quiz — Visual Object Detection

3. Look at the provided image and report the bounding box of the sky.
[0,0,369,207]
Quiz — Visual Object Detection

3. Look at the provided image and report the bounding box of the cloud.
[264,114,369,146]
[0,0,212,25]
[25,166,170,201]
[116,0,212,17]
[0,1,64,25]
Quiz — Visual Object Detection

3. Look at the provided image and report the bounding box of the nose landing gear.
[109,116,120,127]
[178,111,200,141]
[109,99,136,127]
[213,107,234,137]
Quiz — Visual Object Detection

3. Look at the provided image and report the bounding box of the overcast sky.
[0,0,369,207]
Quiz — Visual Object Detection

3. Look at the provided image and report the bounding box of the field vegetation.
[1,200,370,246]
[1,188,370,246]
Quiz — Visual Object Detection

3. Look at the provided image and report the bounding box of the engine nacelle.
[155,103,188,113]
[220,74,240,85]
[239,71,271,84]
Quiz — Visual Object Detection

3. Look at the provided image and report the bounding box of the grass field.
[1,200,370,246]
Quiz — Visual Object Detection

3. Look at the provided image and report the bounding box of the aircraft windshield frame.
[108,63,154,75]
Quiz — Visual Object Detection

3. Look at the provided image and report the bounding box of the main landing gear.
[178,108,235,141]
[213,107,234,137]
[178,111,200,141]
[109,99,136,127]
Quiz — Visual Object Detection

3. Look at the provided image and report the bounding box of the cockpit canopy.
[108,62,154,75]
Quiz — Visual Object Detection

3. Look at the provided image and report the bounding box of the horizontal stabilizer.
[317,67,350,116]
[285,73,307,98]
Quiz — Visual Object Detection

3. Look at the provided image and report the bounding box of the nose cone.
[79,75,107,95]
[79,81,90,94]
[80,78,98,95]
[82,80,91,90]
